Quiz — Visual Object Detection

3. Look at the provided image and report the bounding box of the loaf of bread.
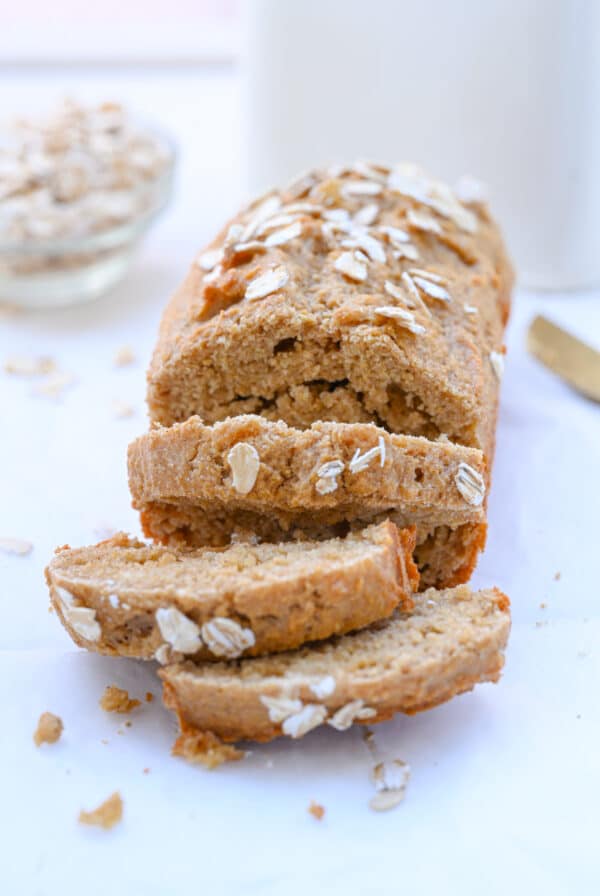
[147,162,512,461]
[128,414,487,588]
[45,522,418,661]
[161,585,511,745]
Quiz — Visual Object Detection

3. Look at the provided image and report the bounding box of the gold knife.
[527,314,600,403]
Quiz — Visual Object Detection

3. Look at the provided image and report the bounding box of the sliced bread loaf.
[128,414,487,588]
[45,521,418,662]
[161,585,511,745]
[147,163,512,457]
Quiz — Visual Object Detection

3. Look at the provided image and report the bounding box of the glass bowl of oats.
[0,100,175,308]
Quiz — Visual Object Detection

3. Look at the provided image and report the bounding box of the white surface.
[1,68,599,896]
[243,0,600,288]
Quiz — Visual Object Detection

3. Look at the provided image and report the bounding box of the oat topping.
[154,644,171,664]
[260,695,303,723]
[341,231,386,263]
[78,792,123,830]
[334,250,368,282]
[264,220,303,247]
[490,350,505,380]
[196,248,223,272]
[107,594,120,608]
[315,477,339,495]
[349,440,386,473]
[315,459,344,495]
[408,268,448,286]
[309,676,337,699]
[241,195,282,241]
[245,265,289,300]
[328,699,376,731]
[353,202,379,226]
[256,212,300,236]
[455,462,486,506]
[464,303,478,314]
[0,536,33,555]
[201,617,256,658]
[378,224,410,244]
[374,306,426,335]
[454,174,489,205]
[100,685,141,714]
[227,442,260,494]
[392,243,420,261]
[155,606,202,653]
[33,711,63,746]
[282,704,328,738]
[342,180,382,198]
[406,209,443,235]
[412,275,451,303]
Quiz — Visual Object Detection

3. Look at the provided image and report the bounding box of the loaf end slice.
[45,521,418,662]
[161,585,510,746]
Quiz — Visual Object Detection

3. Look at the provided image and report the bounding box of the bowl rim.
[0,120,177,256]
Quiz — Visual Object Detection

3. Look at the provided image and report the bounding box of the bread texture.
[161,585,511,745]
[45,522,418,662]
[147,162,512,460]
[128,414,487,588]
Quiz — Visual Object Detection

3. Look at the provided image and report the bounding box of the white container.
[242,0,600,289]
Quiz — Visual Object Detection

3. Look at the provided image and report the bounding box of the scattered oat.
[78,792,123,830]
[315,477,339,495]
[349,441,385,474]
[245,265,289,301]
[308,801,326,821]
[260,695,303,723]
[406,209,442,235]
[342,180,382,198]
[309,676,336,699]
[112,400,134,419]
[412,275,451,303]
[369,788,407,812]
[328,700,376,731]
[227,442,260,494]
[145,692,154,703]
[353,203,379,227]
[99,685,140,714]
[264,220,303,247]
[4,355,56,376]
[33,370,76,399]
[464,303,478,314]
[334,250,367,282]
[0,537,33,556]
[33,712,63,746]
[155,606,202,654]
[172,727,244,769]
[196,248,223,272]
[317,460,345,479]
[282,704,327,738]
[369,759,410,811]
[341,232,386,263]
[490,350,505,380]
[201,617,256,658]
[113,345,135,367]
[374,305,426,335]
[455,462,485,506]
[408,268,448,285]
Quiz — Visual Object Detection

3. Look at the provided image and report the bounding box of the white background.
[1,65,599,895]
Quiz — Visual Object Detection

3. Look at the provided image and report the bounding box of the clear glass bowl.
[0,128,176,309]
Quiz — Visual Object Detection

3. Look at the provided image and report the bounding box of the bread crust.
[160,586,511,745]
[45,522,419,661]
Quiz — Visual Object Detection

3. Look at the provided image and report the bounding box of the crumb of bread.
[0,537,33,556]
[4,355,56,376]
[308,801,325,821]
[78,792,123,830]
[33,370,76,399]
[145,692,154,703]
[113,345,136,367]
[172,726,245,769]
[540,602,547,609]
[33,712,63,746]
[112,400,134,419]
[143,767,150,775]
[554,571,561,581]
[100,685,141,714]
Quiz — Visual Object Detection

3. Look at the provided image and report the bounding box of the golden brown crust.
[160,586,511,745]
[45,521,418,661]
[147,164,512,461]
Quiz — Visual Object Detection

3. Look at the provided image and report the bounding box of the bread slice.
[45,522,418,662]
[161,585,510,745]
[147,163,512,456]
[128,414,487,588]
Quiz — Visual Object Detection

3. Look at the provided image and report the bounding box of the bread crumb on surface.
[540,602,547,609]
[33,712,63,746]
[78,792,123,830]
[308,801,325,821]
[143,767,150,775]
[145,692,154,703]
[4,354,56,376]
[112,400,135,419]
[100,685,141,714]
[33,370,76,399]
[172,725,245,770]
[554,571,561,581]
[113,345,136,367]
[0,537,33,556]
